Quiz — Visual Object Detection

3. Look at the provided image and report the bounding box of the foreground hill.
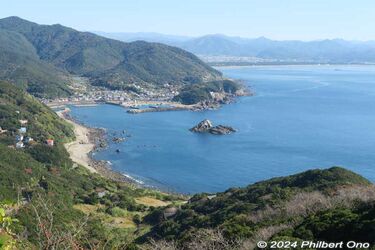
[0,17,222,97]
[144,167,375,249]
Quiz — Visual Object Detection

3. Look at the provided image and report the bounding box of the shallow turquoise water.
[70,65,375,194]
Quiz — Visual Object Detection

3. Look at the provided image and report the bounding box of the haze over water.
[70,65,375,194]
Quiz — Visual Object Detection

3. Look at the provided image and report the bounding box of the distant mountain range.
[0,17,222,98]
[96,32,375,64]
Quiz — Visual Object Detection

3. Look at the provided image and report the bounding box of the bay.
[70,65,375,194]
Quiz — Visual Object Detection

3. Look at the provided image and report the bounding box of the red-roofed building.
[46,139,54,146]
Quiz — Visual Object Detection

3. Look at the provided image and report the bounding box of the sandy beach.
[57,108,137,184]
[57,109,97,173]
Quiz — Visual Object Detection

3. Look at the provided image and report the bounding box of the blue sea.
[70,65,375,194]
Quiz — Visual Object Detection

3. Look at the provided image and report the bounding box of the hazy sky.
[1,0,374,40]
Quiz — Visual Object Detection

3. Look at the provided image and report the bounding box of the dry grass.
[74,204,139,229]
[105,217,136,229]
[141,229,242,250]
[135,197,170,207]
[73,204,103,214]
[248,185,375,224]
[241,185,375,249]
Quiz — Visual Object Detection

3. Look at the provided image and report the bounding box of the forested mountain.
[99,32,375,64]
[0,17,222,97]
[0,29,72,97]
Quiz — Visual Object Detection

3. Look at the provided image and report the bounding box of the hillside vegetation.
[0,82,184,249]
[0,29,72,97]
[173,80,243,105]
[0,16,222,97]
[143,167,375,249]
[0,81,74,142]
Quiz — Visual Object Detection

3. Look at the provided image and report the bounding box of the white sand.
[57,109,97,173]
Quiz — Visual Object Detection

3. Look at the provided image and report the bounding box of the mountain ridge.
[0,16,223,97]
[97,32,375,64]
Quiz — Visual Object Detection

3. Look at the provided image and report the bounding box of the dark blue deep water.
[70,65,375,194]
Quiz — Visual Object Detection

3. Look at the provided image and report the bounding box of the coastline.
[49,100,222,114]
[57,108,137,184]
[214,63,375,69]
[57,109,97,173]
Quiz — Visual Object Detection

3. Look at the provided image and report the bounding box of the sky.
[1,0,374,41]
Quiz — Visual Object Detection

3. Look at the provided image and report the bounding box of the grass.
[135,197,171,207]
[73,204,103,214]
[74,204,139,229]
[105,217,136,229]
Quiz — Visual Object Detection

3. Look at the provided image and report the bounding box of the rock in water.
[190,119,236,135]
[209,125,236,135]
[112,137,125,143]
[190,119,213,132]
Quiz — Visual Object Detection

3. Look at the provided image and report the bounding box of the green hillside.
[0,82,183,249]
[144,167,375,249]
[0,81,74,142]
[173,79,243,104]
[0,29,72,98]
[0,16,222,96]
[274,205,375,246]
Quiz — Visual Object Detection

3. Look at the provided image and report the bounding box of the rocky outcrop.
[190,119,236,135]
[209,125,236,135]
[112,137,125,143]
[190,119,213,132]
[163,207,179,219]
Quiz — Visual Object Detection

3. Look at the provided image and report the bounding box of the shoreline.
[214,63,375,69]
[57,108,138,184]
[56,106,191,195]
[57,109,97,173]
[49,100,220,114]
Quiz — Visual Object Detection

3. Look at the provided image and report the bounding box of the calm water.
[70,65,375,194]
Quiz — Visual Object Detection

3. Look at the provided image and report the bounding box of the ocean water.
[70,65,375,194]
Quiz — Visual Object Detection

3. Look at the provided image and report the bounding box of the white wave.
[122,173,145,185]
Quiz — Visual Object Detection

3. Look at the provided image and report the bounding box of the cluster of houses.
[13,119,54,149]
[41,84,180,105]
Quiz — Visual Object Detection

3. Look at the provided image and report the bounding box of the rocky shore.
[58,109,138,185]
